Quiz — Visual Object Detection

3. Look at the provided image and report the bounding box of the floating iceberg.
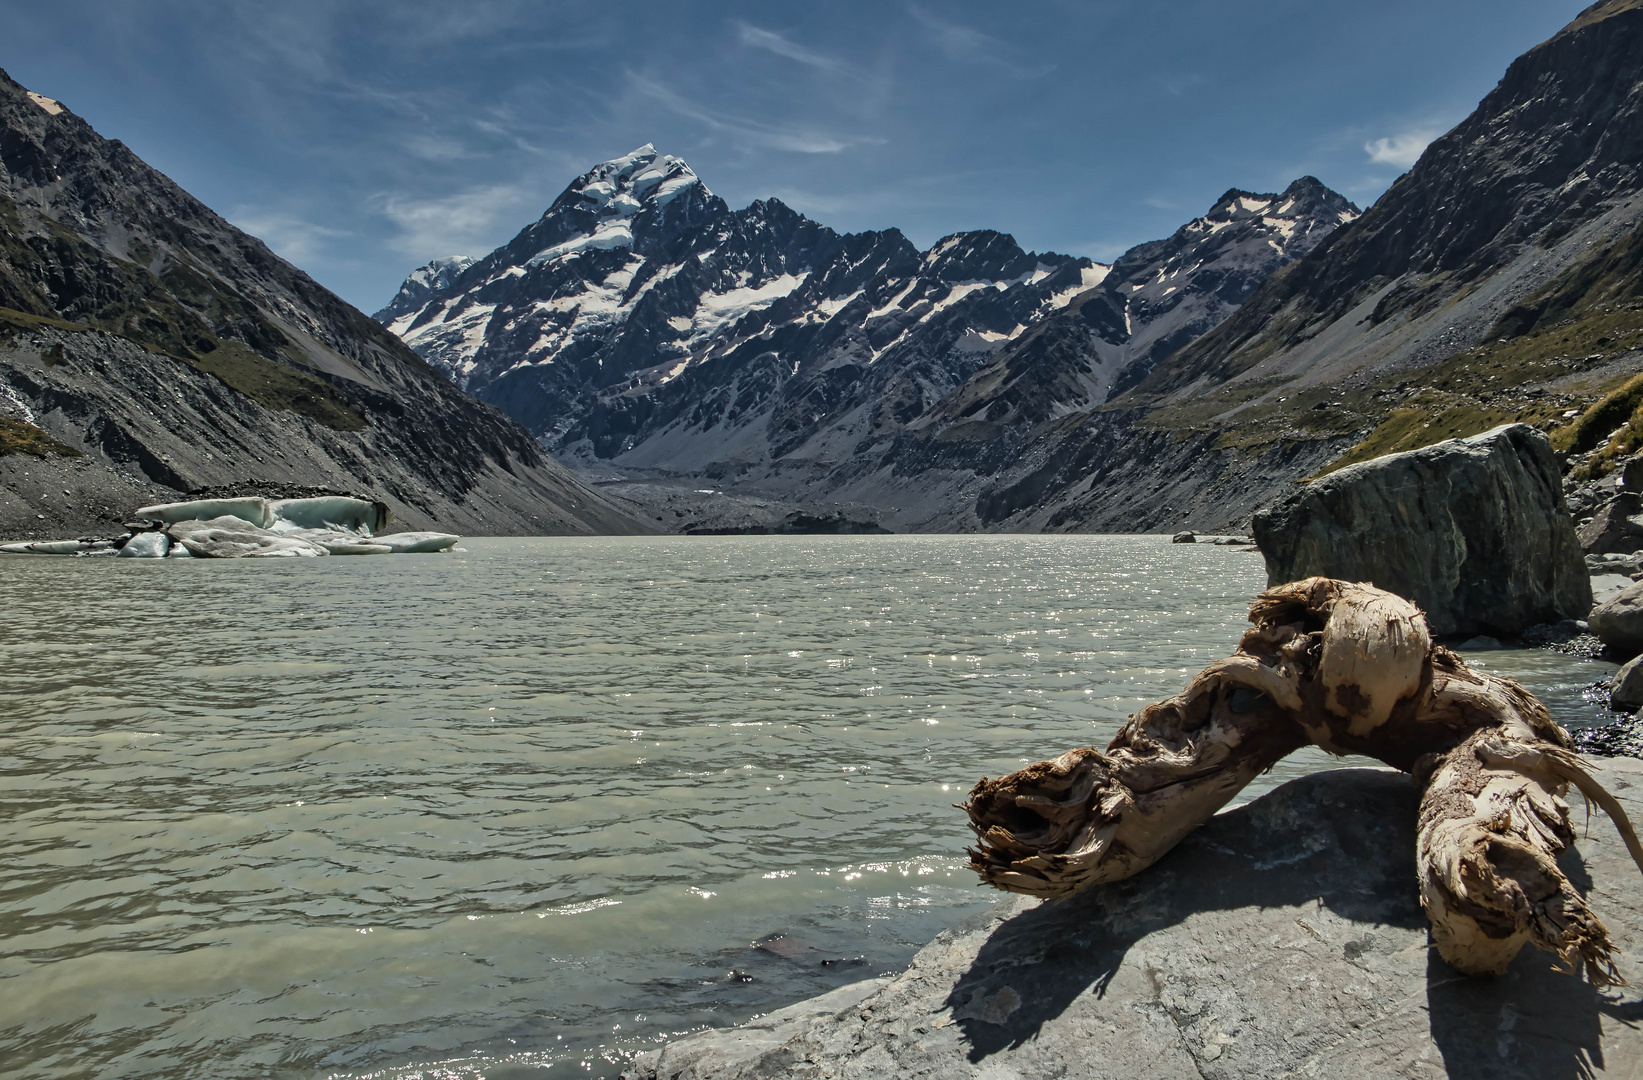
[4,494,458,559]
[371,531,461,553]
[169,517,330,558]
[134,497,275,530]
[267,496,388,535]
[0,539,91,555]
[117,532,170,558]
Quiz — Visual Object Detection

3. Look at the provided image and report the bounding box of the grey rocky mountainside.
[380,148,1355,531]
[1006,0,1643,536]
[0,69,642,540]
[846,0,1643,537]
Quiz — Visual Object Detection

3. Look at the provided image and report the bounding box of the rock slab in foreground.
[626,762,1643,1080]
[1251,424,1590,637]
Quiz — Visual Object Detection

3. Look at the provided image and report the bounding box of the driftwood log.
[964,577,1643,983]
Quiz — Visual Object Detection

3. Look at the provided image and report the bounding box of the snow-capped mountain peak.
[375,149,1356,475]
[371,254,476,324]
[564,144,706,216]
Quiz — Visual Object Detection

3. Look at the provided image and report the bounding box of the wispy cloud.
[1157,73,1205,99]
[1364,129,1439,168]
[625,71,854,154]
[908,5,1054,78]
[371,182,540,259]
[734,22,845,71]
[227,207,353,264]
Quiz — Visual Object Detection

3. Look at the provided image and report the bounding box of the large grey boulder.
[627,761,1643,1080]
[1251,424,1590,637]
[1591,581,1643,658]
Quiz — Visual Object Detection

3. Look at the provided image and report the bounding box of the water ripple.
[0,536,1612,1079]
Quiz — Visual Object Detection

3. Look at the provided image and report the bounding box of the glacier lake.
[0,535,1616,1079]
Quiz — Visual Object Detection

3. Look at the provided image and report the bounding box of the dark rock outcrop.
[1251,424,1590,637]
[625,761,1643,1079]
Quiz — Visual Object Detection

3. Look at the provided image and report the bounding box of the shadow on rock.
[946,768,1637,1078]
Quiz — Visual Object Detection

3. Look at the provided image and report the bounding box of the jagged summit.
[558,144,707,210]
[372,254,476,324]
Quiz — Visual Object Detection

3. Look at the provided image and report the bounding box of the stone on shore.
[1592,581,1643,659]
[1592,573,1636,607]
[1577,490,1643,555]
[1251,424,1590,637]
[625,762,1643,1080]
[1612,655,1643,712]
[1586,551,1643,576]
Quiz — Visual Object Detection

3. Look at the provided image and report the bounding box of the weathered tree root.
[964,577,1643,982]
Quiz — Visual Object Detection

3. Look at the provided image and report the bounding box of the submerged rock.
[625,762,1643,1079]
[1574,714,1643,758]
[1252,424,1590,637]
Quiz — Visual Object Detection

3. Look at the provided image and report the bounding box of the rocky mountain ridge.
[381,150,1356,530]
[377,0,1643,537]
[0,68,642,539]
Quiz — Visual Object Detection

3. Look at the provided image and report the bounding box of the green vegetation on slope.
[0,415,81,458]
[0,197,366,431]
[188,340,365,431]
[0,306,366,431]
[1121,217,1643,476]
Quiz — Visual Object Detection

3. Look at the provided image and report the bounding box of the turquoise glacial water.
[0,535,1613,1078]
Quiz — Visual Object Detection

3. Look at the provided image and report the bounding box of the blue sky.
[7,1,1593,312]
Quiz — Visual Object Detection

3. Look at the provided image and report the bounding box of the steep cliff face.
[909,179,1359,439]
[1141,0,1643,402]
[0,69,642,537]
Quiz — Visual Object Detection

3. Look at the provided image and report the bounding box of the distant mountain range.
[6,0,1640,540]
[375,0,1643,535]
[378,148,1356,529]
[0,69,641,538]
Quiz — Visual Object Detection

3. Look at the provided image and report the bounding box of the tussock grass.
[0,416,82,458]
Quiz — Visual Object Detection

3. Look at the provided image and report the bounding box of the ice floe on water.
[1,496,458,559]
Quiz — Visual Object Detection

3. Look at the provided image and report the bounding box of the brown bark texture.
[964,577,1643,983]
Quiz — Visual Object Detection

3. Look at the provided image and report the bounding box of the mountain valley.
[0,71,644,540]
